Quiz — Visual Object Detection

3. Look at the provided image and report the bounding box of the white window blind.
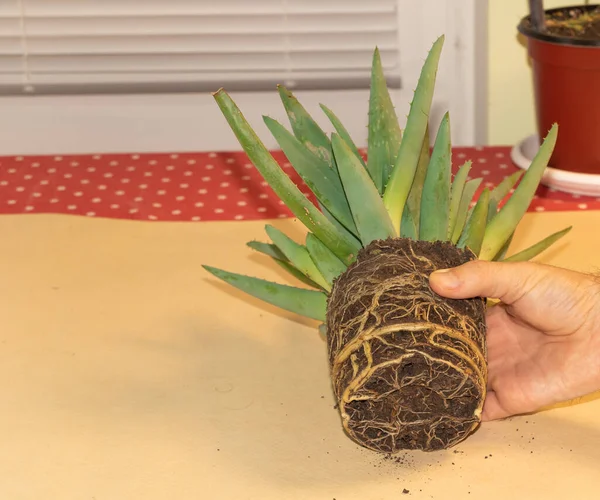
[0,0,401,95]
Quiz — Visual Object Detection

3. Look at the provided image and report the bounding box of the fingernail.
[430,269,461,289]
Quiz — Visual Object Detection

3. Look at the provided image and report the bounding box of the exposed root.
[326,238,487,453]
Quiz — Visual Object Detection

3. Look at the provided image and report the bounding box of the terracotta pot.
[518,5,600,174]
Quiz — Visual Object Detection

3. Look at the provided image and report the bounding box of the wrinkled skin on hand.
[429,260,600,420]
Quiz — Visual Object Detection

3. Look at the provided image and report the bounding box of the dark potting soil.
[526,6,600,40]
[326,238,487,454]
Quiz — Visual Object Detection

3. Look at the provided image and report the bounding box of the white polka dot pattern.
[0,147,596,221]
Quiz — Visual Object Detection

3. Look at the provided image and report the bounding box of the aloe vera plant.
[203,35,571,454]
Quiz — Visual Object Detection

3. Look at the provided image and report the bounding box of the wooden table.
[0,149,598,499]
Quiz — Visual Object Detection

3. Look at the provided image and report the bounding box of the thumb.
[429,260,544,304]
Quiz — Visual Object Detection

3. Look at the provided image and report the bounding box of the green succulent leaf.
[265,225,330,291]
[492,232,515,261]
[320,104,366,169]
[247,240,287,261]
[451,177,483,244]
[247,240,321,288]
[383,35,445,234]
[458,188,490,255]
[486,170,522,228]
[491,170,523,204]
[400,208,418,240]
[447,161,472,239]
[213,89,360,264]
[202,265,327,322]
[273,260,323,289]
[419,112,451,241]
[314,210,349,249]
[503,226,572,262]
[487,198,498,224]
[263,116,358,236]
[277,85,333,166]
[401,123,431,238]
[318,202,362,248]
[332,133,397,245]
[306,233,347,285]
[480,123,558,260]
[368,47,403,193]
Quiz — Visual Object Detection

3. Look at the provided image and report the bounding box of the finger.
[481,391,511,421]
[429,260,545,304]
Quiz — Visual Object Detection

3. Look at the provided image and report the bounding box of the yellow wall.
[487,0,571,145]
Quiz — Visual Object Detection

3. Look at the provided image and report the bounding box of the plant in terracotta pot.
[518,2,600,174]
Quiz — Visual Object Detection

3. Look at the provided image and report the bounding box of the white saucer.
[510,134,600,196]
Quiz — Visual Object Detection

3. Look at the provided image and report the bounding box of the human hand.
[429,260,600,421]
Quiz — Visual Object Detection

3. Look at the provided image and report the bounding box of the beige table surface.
[0,210,599,499]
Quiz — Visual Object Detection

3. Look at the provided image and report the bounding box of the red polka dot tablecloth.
[0,146,598,222]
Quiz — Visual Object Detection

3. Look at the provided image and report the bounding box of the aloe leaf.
[457,188,490,255]
[247,240,287,261]
[277,85,332,166]
[265,225,331,291]
[319,202,362,248]
[491,170,523,204]
[451,177,483,244]
[213,89,360,264]
[401,123,431,238]
[368,47,403,193]
[503,226,572,262]
[320,104,366,169]
[492,232,515,261]
[419,113,451,241]
[202,265,327,322]
[263,115,358,235]
[487,198,498,224]
[306,233,347,285]
[479,123,558,260]
[400,207,418,240]
[247,240,321,288]
[447,161,472,239]
[383,35,445,234]
[332,133,397,245]
[274,259,323,289]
